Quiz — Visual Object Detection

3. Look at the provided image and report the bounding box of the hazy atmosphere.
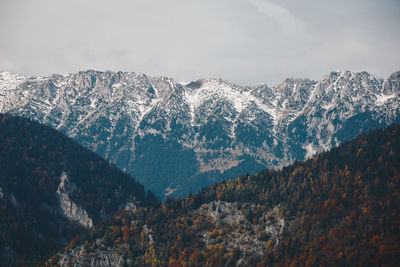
[1,0,399,85]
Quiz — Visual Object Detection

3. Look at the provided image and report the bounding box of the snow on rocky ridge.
[0,69,399,198]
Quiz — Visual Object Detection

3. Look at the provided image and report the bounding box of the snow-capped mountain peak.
[0,69,399,198]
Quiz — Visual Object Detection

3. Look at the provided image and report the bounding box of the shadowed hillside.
[0,114,158,266]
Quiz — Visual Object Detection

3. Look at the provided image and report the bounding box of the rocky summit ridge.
[0,70,399,197]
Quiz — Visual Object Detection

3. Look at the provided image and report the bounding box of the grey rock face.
[57,172,93,229]
[1,70,399,198]
[199,200,246,225]
[57,241,130,267]
[383,71,400,95]
[197,201,290,266]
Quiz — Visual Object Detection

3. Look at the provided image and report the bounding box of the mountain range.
[0,114,158,266]
[49,122,400,266]
[0,70,399,198]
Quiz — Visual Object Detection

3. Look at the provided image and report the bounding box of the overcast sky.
[1,0,399,85]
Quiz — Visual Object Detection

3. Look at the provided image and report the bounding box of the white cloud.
[247,0,306,39]
[0,0,399,85]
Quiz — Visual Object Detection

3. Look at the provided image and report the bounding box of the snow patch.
[376,93,396,105]
[327,122,334,133]
[303,143,317,158]
[184,79,278,126]
[321,102,334,110]
[164,186,178,197]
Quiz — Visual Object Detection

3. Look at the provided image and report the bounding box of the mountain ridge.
[1,69,399,198]
[0,114,158,266]
[49,123,400,266]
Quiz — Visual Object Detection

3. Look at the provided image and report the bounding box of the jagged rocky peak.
[383,71,400,95]
[0,71,27,112]
[274,77,316,111]
[149,76,183,97]
[309,70,383,106]
[0,71,26,89]
[323,71,382,93]
[70,70,122,95]
[44,70,155,99]
[186,77,270,117]
[0,69,399,198]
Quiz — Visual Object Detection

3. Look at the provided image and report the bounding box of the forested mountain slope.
[0,114,158,266]
[51,124,400,266]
